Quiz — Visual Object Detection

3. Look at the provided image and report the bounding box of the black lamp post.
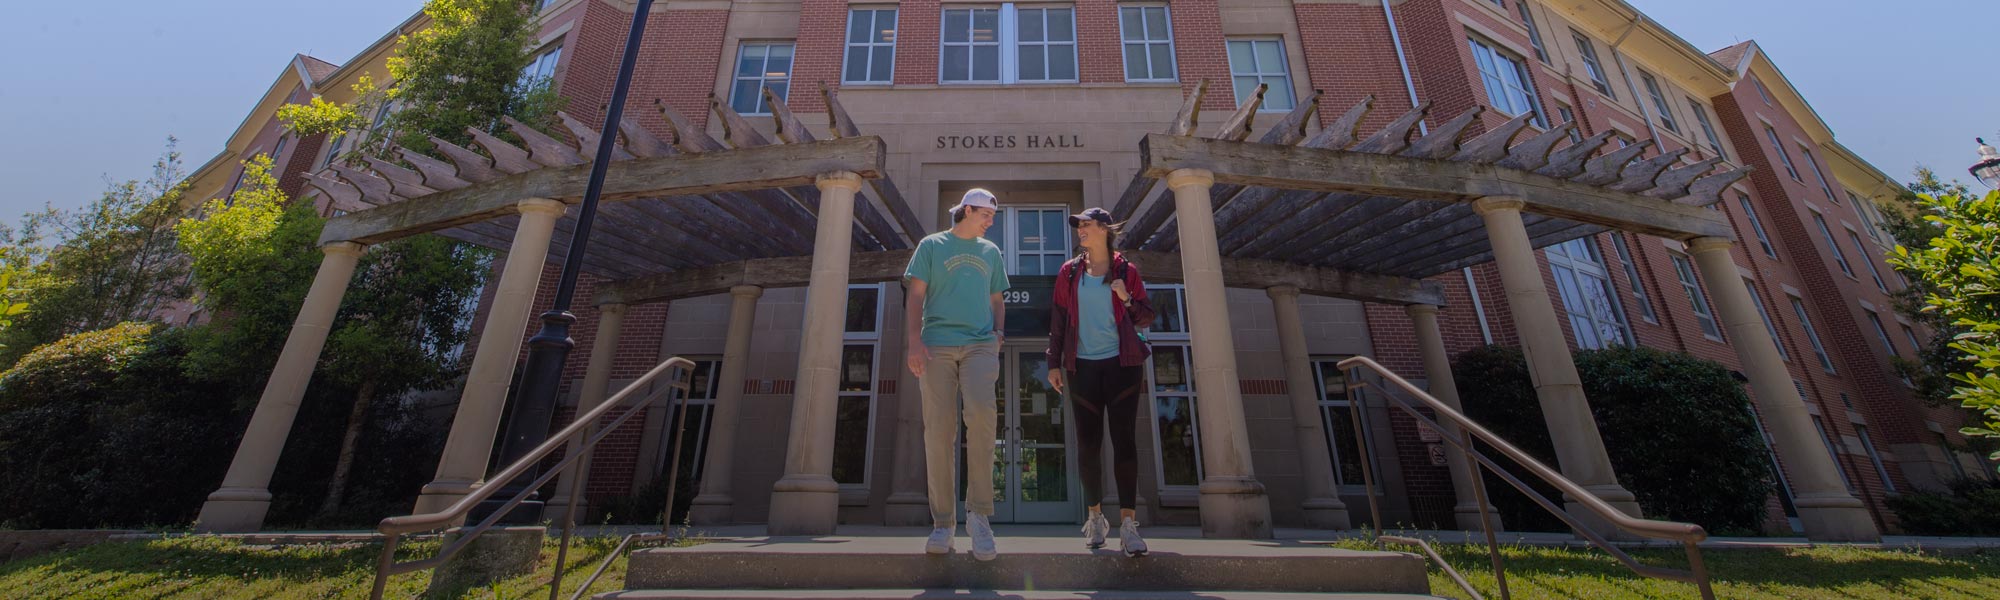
[473,0,658,523]
[1971,138,2000,190]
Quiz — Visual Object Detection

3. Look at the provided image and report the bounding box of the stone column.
[1407,304,1500,532]
[769,172,863,535]
[1266,286,1351,530]
[690,286,762,525]
[195,242,366,532]
[1170,168,1274,538]
[884,287,932,526]
[417,198,568,514]
[1689,237,1880,542]
[544,303,628,523]
[1471,196,1641,532]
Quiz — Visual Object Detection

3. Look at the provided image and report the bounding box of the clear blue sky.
[1,0,1993,221]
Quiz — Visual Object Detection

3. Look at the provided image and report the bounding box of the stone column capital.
[320,241,366,258]
[1686,236,1734,256]
[730,285,766,300]
[1167,168,1216,190]
[1471,196,1526,215]
[1406,303,1440,317]
[814,171,864,193]
[1264,285,1301,300]
[517,197,568,217]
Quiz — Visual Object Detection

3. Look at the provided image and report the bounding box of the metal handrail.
[369,356,697,599]
[1338,355,1714,600]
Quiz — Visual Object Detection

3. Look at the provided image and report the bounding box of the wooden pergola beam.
[1138,134,1733,241]
[318,136,887,246]
[1119,250,1445,306]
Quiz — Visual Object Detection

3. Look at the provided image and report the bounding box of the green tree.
[1879,169,1974,408]
[1885,180,2000,469]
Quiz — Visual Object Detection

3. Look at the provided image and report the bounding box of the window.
[1120,5,1176,82]
[1743,403,1803,530]
[1312,358,1368,489]
[1744,278,1787,360]
[1790,296,1835,373]
[1901,325,1923,356]
[1812,415,1856,492]
[941,8,1000,83]
[271,136,289,165]
[1017,7,1079,82]
[1849,230,1888,292]
[519,44,563,91]
[664,359,723,484]
[1864,309,1897,358]
[1548,237,1632,348]
[986,206,1073,276]
[1639,72,1679,133]
[1147,332,1200,487]
[843,9,898,84]
[1851,192,1887,244]
[940,6,1077,84]
[1800,146,1837,201]
[1938,432,1968,480]
[833,284,885,486]
[1227,39,1294,111]
[1571,30,1613,98]
[322,132,346,168]
[1688,99,1726,159]
[1850,424,1894,494]
[1469,37,1544,127]
[1516,1,1548,63]
[1753,76,1774,106]
[1145,284,1187,335]
[1737,193,1777,258]
[1812,213,1854,277]
[730,43,793,115]
[1608,234,1656,323]
[1670,253,1723,340]
[1554,103,1582,142]
[1766,126,1800,180]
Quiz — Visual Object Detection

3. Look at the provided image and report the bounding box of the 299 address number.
[1003,290,1034,304]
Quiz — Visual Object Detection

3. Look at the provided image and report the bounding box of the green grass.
[0,534,669,599]
[1333,539,2000,599]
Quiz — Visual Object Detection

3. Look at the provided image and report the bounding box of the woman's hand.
[1047,368,1066,393]
[1109,278,1132,303]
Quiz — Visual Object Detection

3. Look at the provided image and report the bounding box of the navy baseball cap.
[1068,207,1113,228]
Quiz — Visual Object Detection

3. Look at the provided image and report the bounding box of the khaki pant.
[920,340,1001,528]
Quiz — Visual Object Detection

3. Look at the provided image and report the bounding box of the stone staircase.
[600,532,1440,599]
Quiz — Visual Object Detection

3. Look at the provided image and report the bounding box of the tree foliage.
[1885,180,2000,466]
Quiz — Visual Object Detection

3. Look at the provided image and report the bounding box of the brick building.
[188,0,1995,537]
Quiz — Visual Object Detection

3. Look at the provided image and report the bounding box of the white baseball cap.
[954,188,999,211]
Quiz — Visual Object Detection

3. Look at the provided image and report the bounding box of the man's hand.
[1047,368,1065,393]
[1110,278,1132,303]
[908,341,931,377]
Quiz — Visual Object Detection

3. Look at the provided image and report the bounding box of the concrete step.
[601,590,1447,599]
[622,535,1430,595]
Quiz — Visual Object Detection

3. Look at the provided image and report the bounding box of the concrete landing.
[601,590,1444,599]
[621,535,1430,595]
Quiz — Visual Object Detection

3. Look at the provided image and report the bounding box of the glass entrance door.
[963,346,1077,523]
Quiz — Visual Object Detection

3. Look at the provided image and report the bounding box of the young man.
[904,188,1010,560]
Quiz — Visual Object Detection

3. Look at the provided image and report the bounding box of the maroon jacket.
[1047,252,1156,373]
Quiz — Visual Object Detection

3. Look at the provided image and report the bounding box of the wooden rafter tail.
[1495,122,1575,171]
[1168,78,1208,136]
[1109,171,1157,222]
[330,164,399,205]
[709,92,772,149]
[557,111,636,162]
[656,100,725,153]
[1676,165,1755,206]
[1608,148,1688,193]
[1257,89,1322,146]
[1645,157,1725,200]
[1535,130,1613,180]
[868,177,926,246]
[304,171,367,212]
[1402,106,1482,160]
[1571,140,1652,186]
[1449,110,1533,163]
[394,145,472,191]
[361,156,438,198]
[1212,83,1267,141]
[503,116,587,167]
[820,81,864,138]
[618,117,677,158]
[765,88,814,144]
[1308,95,1374,150]
[426,135,502,183]
[465,126,539,174]
[1351,101,1429,154]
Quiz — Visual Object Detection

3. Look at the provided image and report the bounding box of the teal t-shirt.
[905,231,1010,347]
[1076,272,1120,360]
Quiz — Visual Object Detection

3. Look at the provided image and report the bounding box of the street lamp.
[473,0,658,522]
[1971,138,2000,189]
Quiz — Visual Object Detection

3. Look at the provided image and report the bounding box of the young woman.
[1046,207,1156,556]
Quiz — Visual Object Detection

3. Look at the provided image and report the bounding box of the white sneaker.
[968,513,999,561]
[925,526,954,555]
[1119,518,1148,557]
[1082,511,1111,549]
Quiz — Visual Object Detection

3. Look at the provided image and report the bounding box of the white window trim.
[730,42,794,116]
[1811,210,1855,279]
[1547,238,1633,349]
[834,283,886,489]
[1743,277,1787,361]
[1767,126,1801,181]
[1854,424,1896,494]
[1119,4,1178,83]
[665,358,725,483]
[1847,228,1889,293]
[1640,71,1679,133]
[1790,295,1836,374]
[842,8,899,85]
[1013,6,1079,83]
[940,7,1002,84]
[1311,356,1370,494]
[1227,37,1295,113]
[1688,98,1726,159]
[1570,29,1614,99]
[1146,339,1201,490]
[1609,233,1657,323]
[1670,253,1724,341]
[1738,193,1778,259]
[1469,35,1545,128]
[991,205,1074,276]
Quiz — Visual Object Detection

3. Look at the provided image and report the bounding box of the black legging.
[1070,357,1144,512]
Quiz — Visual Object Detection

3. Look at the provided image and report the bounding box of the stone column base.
[194,488,273,533]
[1455,504,1504,533]
[1797,494,1882,542]
[542,497,588,525]
[1301,498,1352,530]
[1198,478,1273,539]
[1564,496,1647,542]
[429,526,545,596]
[414,480,479,516]
[883,492,930,527]
[688,494,733,526]
[768,476,839,536]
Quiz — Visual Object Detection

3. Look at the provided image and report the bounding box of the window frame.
[662,358,725,484]
[832,283,886,488]
[842,8,900,85]
[1469,36,1546,128]
[1547,237,1634,348]
[1146,339,1201,489]
[1864,309,1897,359]
[1687,99,1726,159]
[1812,415,1856,492]
[1766,126,1801,180]
[1311,356,1370,492]
[1790,295,1836,374]
[729,42,795,115]
[1847,229,1889,292]
[1799,145,1837,201]
[987,205,1074,276]
[1812,211,1855,278]
[519,43,564,92]
[1516,0,1549,64]
[1118,4,1178,83]
[1853,424,1895,494]
[1738,193,1778,259]
[1669,252,1724,341]
[1226,38,1296,112]
[1639,71,1679,133]
[1570,29,1614,98]
[1013,6,1080,83]
[1608,233,1657,323]
[1743,278,1788,361]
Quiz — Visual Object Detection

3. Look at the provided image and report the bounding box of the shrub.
[1886,479,2000,536]
[1451,345,1773,534]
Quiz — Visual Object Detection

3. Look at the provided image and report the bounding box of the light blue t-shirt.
[1076,272,1120,360]
[904,231,1010,347]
